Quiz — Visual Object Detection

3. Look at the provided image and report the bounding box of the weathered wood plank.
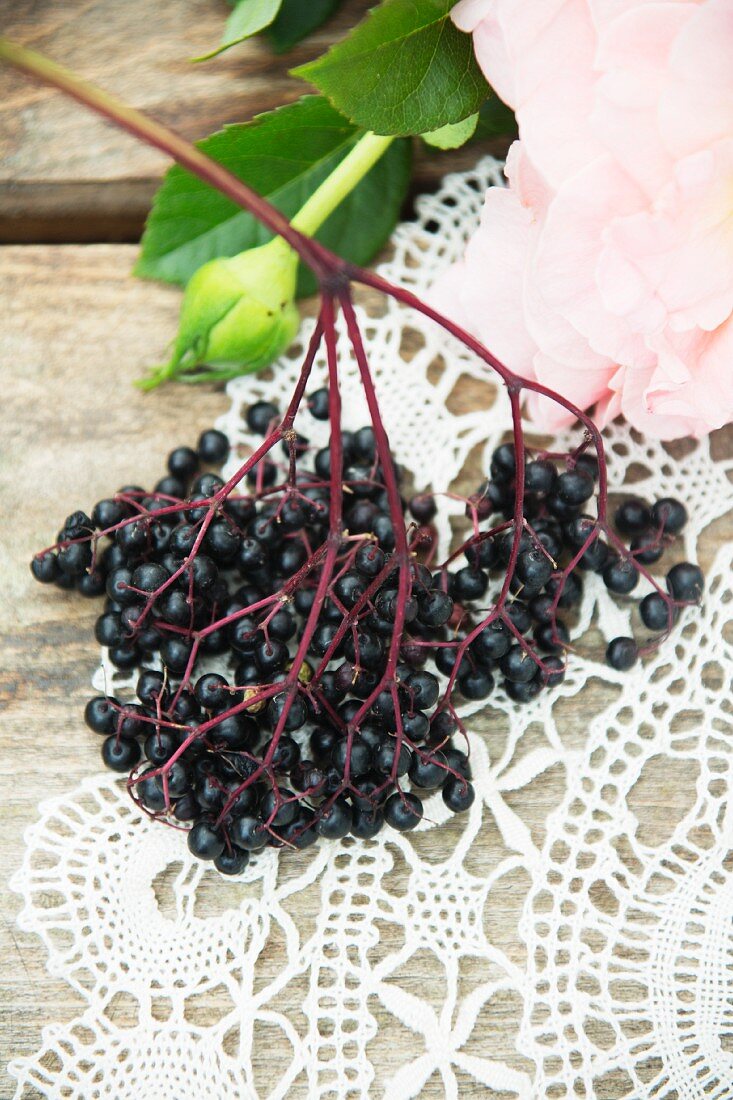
[1,246,730,1098]
[0,0,509,242]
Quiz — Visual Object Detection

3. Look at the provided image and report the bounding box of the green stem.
[291,132,395,236]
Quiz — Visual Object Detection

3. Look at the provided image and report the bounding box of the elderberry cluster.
[30,396,703,875]
[468,442,702,677]
[31,412,477,873]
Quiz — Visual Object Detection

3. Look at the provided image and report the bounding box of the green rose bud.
[140,237,300,389]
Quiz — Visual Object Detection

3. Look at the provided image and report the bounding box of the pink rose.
[436,0,733,438]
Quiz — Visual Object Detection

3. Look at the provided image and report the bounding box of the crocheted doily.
[10,159,733,1099]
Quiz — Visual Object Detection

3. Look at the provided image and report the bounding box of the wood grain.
[0,246,730,1099]
[0,0,510,243]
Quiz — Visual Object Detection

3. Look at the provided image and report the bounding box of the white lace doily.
[10,159,733,1099]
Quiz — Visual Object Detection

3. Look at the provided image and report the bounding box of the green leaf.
[196,0,283,60]
[422,112,478,149]
[293,0,489,136]
[473,92,517,140]
[268,0,344,53]
[136,96,412,297]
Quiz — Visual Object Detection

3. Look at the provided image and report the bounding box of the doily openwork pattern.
[10,159,733,1099]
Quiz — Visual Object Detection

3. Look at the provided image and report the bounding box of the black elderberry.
[408,750,447,789]
[555,468,595,505]
[144,731,179,766]
[442,776,475,813]
[136,669,167,709]
[84,695,119,735]
[372,514,395,551]
[276,540,307,576]
[376,740,411,776]
[541,656,565,688]
[334,571,366,609]
[307,387,330,420]
[602,558,639,595]
[404,670,439,710]
[533,621,569,653]
[500,645,538,683]
[132,562,169,594]
[155,475,186,499]
[187,821,225,861]
[92,498,130,529]
[516,549,554,592]
[254,638,288,675]
[375,590,418,624]
[344,629,384,671]
[458,665,494,701]
[214,846,250,876]
[465,537,497,571]
[58,540,92,577]
[245,400,279,435]
[171,690,200,722]
[116,518,150,559]
[160,636,194,674]
[417,589,453,628]
[203,520,240,564]
[430,710,457,742]
[246,458,278,489]
[614,497,651,535]
[504,602,532,635]
[651,498,687,534]
[505,676,543,703]
[105,568,138,607]
[471,620,511,663]
[330,736,371,777]
[230,815,268,851]
[351,806,384,839]
[261,788,298,828]
[434,644,460,676]
[630,534,664,565]
[401,710,429,742]
[30,552,59,584]
[578,538,610,573]
[667,562,704,602]
[528,595,554,624]
[409,493,437,523]
[546,572,583,609]
[353,543,384,579]
[266,692,307,733]
[94,611,125,648]
[193,472,225,497]
[524,460,557,495]
[194,673,231,711]
[167,446,199,483]
[197,428,230,465]
[451,567,488,603]
[316,797,352,840]
[353,426,376,462]
[108,641,141,669]
[640,592,673,631]
[490,443,517,481]
[138,773,167,812]
[102,736,141,772]
[173,793,200,822]
[384,791,423,831]
[606,636,638,671]
[77,570,107,598]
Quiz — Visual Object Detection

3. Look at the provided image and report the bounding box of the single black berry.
[606,636,638,671]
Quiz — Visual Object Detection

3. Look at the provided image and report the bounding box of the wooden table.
[1,5,731,1098]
